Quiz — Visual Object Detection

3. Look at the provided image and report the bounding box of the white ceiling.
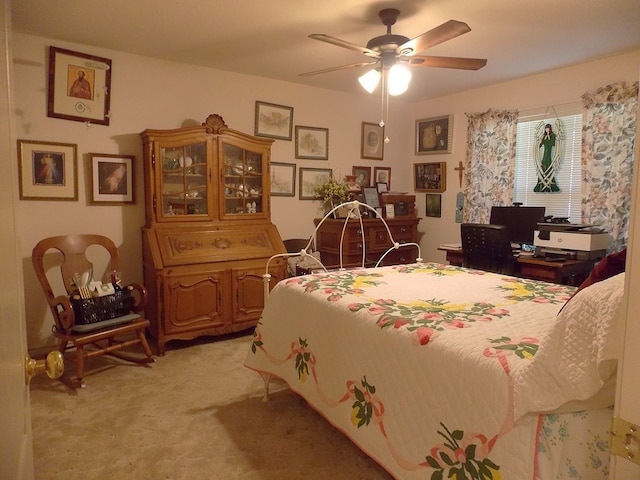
[11,0,640,103]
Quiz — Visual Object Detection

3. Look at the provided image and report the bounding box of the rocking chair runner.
[31,234,154,388]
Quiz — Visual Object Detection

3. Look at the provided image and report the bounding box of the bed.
[244,203,623,479]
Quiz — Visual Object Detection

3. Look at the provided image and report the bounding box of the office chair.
[32,234,155,388]
[460,223,516,275]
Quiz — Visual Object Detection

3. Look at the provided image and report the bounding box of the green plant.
[314,177,350,206]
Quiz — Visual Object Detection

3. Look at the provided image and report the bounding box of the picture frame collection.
[25,45,453,215]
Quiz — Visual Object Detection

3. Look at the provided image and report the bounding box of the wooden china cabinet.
[141,114,286,355]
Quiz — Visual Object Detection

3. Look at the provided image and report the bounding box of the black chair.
[460,223,516,275]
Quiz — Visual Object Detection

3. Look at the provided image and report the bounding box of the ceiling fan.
[300,8,487,79]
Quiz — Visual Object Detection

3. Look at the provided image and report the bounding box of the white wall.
[14,31,640,351]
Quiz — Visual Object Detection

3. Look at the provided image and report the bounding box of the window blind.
[514,111,583,223]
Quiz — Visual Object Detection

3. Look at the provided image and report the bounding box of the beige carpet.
[30,332,393,480]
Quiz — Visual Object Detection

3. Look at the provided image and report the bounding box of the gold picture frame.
[415,115,453,155]
[414,162,446,193]
[47,46,112,125]
[17,139,78,201]
[89,153,135,204]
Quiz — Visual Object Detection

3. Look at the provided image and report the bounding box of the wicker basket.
[71,289,133,325]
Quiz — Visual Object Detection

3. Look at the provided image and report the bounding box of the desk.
[438,247,594,286]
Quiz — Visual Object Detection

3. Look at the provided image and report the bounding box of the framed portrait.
[360,122,384,160]
[254,101,293,140]
[426,194,442,218]
[17,139,78,201]
[47,46,112,126]
[270,161,296,197]
[295,126,329,160]
[352,165,372,189]
[89,153,135,204]
[414,162,446,193]
[373,166,391,190]
[415,115,453,155]
[299,167,332,200]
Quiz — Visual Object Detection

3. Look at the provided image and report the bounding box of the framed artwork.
[362,187,380,208]
[47,46,112,126]
[373,166,391,190]
[270,161,296,197]
[414,162,446,193]
[352,165,372,189]
[360,122,384,160]
[299,167,332,200]
[415,115,453,155]
[254,101,293,140]
[295,126,329,160]
[89,153,135,204]
[426,194,442,217]
[17,139,78,201]
[376,182,388,193]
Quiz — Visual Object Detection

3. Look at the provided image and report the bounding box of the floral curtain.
[463,109,518,223]
[582,81,638,252]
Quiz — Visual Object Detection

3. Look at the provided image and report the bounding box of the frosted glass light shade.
[388,64,412,96]
[358,69,381,93]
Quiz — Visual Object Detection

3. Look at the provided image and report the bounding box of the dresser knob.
[400,227,407,232]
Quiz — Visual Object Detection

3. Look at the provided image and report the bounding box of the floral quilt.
[245,263,622,480]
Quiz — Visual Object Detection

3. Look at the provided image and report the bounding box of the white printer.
[534,223,609,260]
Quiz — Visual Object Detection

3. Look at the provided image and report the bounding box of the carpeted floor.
[30,332,394,480]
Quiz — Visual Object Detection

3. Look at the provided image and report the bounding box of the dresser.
[141,114,286,355]
[314,216,421,267]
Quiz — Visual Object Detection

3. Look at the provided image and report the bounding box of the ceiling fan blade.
[403,55,487,70]
[400,20,471,55]
[309,34,380,58]
[299,60,379,77]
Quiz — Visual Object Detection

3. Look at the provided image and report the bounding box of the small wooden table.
[438,246,595,286]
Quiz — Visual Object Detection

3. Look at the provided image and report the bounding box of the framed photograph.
[299,167,332,200]
[415,115,453,155]
[47,46,112,126]
[360,122,384,160]
[426,194,442,218]
[270,161,296,197]
[352,165,372,189]
[295,126,329,160]
[362,186,380,208]
[17,139,78,201]
[373,166,391,190]
[376,182,388,193]
[89,153,135,204]
[254,101,293,140]
[415,162,446,193]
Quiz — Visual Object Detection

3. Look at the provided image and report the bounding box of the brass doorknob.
[25,351,64,384]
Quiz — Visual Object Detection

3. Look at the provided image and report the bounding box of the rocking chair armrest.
[50,294,76,330]
[126,283,148,312]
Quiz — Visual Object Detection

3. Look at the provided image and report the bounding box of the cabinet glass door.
[160,142,208,219]
[222,143,264,217]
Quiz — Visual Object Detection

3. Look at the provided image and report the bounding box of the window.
[514,108,583,223]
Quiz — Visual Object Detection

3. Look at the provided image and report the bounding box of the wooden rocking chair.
[32,234,154,388]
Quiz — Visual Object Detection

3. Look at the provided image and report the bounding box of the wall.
[407,49,640,264]
[14,31,640,351]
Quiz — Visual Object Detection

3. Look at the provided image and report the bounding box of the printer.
[534,223,609,260]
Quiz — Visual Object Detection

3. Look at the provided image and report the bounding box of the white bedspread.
[245,263,624,479]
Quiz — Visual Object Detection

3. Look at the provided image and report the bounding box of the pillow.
[560,248,626,312]
[287,251,322,276]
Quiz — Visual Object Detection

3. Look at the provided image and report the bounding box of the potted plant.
[314,177,351,216]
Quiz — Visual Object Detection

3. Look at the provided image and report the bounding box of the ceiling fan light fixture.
[358,69,381,93]
[388,64,412,96]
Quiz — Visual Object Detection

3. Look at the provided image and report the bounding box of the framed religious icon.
[414,162,446,193]
[17,139,78,200]
[89,153,135,204]
[360,122,384,160]
[426,194,442,217]
[47,46,112,125]
[415,115,453,155]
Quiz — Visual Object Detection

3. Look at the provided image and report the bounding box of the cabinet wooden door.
[232,264,284,326]
[163,271,226,335]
